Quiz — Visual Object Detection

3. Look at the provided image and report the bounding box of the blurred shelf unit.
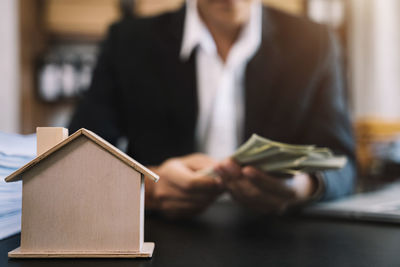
[305,0,348,68]
[135,0,306,17]
[135,0,184,17]
[306,0,346,28]
[43,0,120,40]
[19,0,121,134]
[35,0,308,40]
[38,43,98,102]
[263,0,305,15]
[355,118,400,176]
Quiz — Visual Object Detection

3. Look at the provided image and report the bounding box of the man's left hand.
[214,159,317,214]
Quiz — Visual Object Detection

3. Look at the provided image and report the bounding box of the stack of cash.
[232,134,347,176]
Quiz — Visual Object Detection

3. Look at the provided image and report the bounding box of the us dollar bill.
[232,134,347,175]
[199,134,347,178]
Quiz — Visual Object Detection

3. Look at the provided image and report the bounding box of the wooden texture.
[36,127,68,156]
[5,128,159,182]
[19,0,78,134]
[135,0,183,17]
[19,0,47,134]
[8,242,154,258]
[355,118,400,173]
[20,136,144,252]
[39,0,306,41]
[44,0,120,38]
[263,0,305,15]
[140,174,145,246]
[135,0,305,17]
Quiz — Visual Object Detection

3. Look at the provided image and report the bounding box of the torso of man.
[180,0,262,160]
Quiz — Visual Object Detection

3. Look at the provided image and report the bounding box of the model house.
[5,127,159,258]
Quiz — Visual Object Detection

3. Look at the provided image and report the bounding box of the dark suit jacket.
[70,6,357,201]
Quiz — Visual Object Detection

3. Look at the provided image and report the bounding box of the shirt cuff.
[308,172,326,202]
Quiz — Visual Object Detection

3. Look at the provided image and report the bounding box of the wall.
[350,0,400,119]
[0,0,19,133]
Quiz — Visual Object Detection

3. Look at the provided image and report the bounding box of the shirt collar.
[180,0,263,63]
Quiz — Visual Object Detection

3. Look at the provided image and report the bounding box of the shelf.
[263,0,305,15]
[44,0,121,39]
[44,0,305,39]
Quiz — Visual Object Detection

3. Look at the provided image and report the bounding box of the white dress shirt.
[180,0,262,160]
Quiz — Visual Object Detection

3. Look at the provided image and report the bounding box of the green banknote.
[232,134,346,176]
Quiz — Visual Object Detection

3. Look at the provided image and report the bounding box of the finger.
[225,178,275,206]
[185,175,225,194]
[166,159,222,192]
[224,178,246,202]
[225,178,288,214]
[215,158,242,182]
[242,167,296,199]
[181,153,218,171]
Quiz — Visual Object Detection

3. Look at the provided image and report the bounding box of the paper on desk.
[0,154,35,169]
[0,132,36,157]
[0,180,22,240]
[0,131,35,240]
[0,212,21,240]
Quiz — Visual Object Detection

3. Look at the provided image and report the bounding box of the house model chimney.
[36,127,69,156]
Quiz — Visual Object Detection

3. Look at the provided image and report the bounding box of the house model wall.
[5,128,159,258]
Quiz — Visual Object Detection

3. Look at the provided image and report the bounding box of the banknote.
[234,134,346,175]
[200,134,347,178]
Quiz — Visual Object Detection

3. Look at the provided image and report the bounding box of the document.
[0,132,35,240]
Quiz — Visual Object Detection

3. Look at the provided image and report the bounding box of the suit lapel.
[244,7,283,142]
[158,6,284,151]
[158,6,198,154]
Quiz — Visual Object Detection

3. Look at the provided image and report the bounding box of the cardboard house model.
[5,127,159,258]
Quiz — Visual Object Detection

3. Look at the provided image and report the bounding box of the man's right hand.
[145,154,224,219]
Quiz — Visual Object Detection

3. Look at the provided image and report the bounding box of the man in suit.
[70,0,356,218]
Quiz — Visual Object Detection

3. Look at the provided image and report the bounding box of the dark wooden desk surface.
[2,202,400,267]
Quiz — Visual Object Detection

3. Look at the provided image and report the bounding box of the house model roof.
[5,128,159,183]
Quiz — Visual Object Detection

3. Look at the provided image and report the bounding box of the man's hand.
[214,159,317,214]
[145,154,224,219]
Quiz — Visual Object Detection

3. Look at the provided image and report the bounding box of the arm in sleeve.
[301,29,357,201]
[69,24,124,145]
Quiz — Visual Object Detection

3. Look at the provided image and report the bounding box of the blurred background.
[1,0,400,180]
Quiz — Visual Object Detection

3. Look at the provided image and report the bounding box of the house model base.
[8,242,155,258]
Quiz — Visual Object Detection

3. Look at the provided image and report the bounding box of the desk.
[1,202,400,267]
